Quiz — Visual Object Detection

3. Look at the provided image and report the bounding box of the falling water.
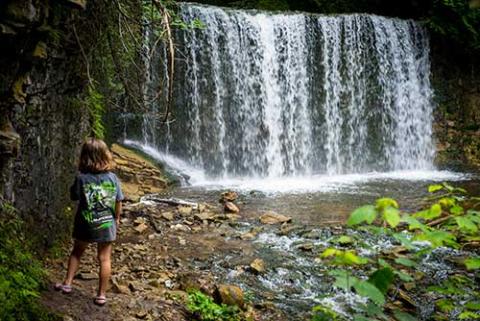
[141,4,435,178]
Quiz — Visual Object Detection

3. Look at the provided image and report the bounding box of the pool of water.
[157,172,480,320]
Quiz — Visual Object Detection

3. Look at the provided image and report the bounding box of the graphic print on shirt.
[82,181,116,230]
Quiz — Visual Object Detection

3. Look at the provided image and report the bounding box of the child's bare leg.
[97,242,112,297]
[64,240,88,286]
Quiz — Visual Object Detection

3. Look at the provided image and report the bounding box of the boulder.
[259,211,292,225]
[214,284,244,309]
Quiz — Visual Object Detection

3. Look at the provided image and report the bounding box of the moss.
[0,201,60,321]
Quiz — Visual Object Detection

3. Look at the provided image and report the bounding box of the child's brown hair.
[78,138,114,174]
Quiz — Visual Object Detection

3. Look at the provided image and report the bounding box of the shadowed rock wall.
[0,0,91,247]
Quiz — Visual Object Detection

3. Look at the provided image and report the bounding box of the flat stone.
[224,201,240,213]
[170,224,191,232]
[250,258,266,274]
[177,206,193,216]
[134,222,148,233]
[161,211,175,221]
[259,211,292,225]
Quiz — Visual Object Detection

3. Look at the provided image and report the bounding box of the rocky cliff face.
[430,36,480,169]
[112,144,169,202]
[0,0,91,247]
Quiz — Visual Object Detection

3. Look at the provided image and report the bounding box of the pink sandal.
[54,283,72,294]
[93,295,107,306]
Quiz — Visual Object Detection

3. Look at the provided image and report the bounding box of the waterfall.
[140,4,435,179]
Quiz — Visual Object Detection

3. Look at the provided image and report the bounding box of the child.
[55,138,124,306]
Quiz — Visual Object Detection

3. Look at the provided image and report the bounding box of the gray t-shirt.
[71,171,124,243]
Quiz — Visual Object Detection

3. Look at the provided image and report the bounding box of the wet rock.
[177,272,216,296]
[220,191,238,203]
[225,214,241,221]
[214,284,244,308]
[224,201,240,213]
[240,232,256,240]
[250,258,266,274]
[297,242,314,251]
[277,224,304,236]
[259,211,292,225]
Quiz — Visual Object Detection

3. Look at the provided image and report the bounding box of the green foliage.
[186,290,241,321]
[464,257,480,270]
[0,201,57,321]
[367,268,394,295]
[427,0,480,50]
[315,184,480,321]
[85,85,105,139]
[320,248,368,265]
[347,205,377,226]
[311,305,340,321]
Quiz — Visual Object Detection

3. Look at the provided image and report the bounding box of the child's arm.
[115,201,122,225]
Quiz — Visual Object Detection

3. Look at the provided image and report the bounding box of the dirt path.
[41,199,281,321]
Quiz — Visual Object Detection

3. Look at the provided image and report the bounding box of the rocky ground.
[42,190,293,321]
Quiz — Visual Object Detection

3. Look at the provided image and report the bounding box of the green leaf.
[342,251,369,265]
[414,230,457,248]
[392,232,414,249]
[394,270,414,282]
[329,270,359,290]
[439,197,455,208]
[393,310,417,321]
[353,315,370,321]
[321,248,341,258]
[353,280,385,305]
[455,216,478,234]
[413,204,442,221]
[376,197,399,210]
[465,258,480,270]
[347,205,377,226]
[368,268,394,295]
[466,301,480,311]
[428,184,443,193]
[450,204,464,215]
[336,235,353,245]
[394,257,417,267]
[383,207,401,228]
[436,298,455,313]
[402,215,429,231]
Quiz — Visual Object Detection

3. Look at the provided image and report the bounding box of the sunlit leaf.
[428,184,443,193]
[414,230,457,248]
[450,205,464,215]
[321,248,341,258]
[439,197,455,208]
[413,204,442,220]
[347,205,377,226]
[376,197,399,210]
[383,207,401,228]
[336,235,353,245]
[341,251,369,265]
